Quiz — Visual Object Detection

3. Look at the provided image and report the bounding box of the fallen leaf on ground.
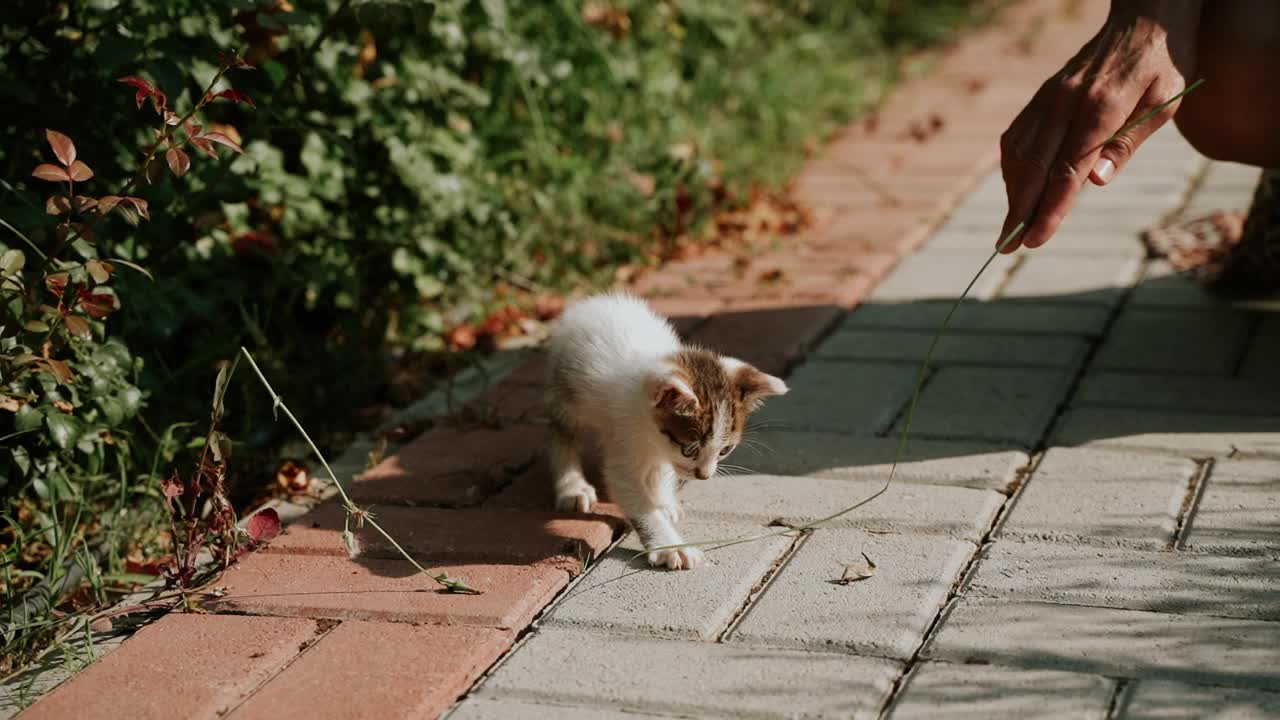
[836,552,878,585]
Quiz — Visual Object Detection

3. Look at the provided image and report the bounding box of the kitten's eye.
[681,443,699,459]
[719,444,735,457]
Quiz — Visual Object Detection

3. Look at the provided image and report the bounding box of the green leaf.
[45,413,82,449]
[1,249,24,275]
[14,404,43,433]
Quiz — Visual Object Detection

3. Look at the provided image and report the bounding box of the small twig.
[238,347,479,594]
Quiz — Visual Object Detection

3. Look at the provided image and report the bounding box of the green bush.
[1,0,989,670]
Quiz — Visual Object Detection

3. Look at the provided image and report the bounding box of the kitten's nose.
[694,469,709,480]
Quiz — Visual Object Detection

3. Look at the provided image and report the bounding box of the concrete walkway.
[447,134,1280,718]
[14,1,1280,717]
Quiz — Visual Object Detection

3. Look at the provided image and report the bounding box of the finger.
[1018,83,1144,249]
[1089,82,1185,186]
[996,83,1077,253]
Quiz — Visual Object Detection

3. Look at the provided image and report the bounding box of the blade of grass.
[637,79,1204,560]
[238,347,480,594]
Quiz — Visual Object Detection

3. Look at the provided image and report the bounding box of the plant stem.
[237,347,479,594]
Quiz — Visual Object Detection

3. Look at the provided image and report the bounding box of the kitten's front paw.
[646,546,705,571]
[554,482,597,514]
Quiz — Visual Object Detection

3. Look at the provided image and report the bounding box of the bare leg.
[604,458,703,570]
[1175,0,1280,166]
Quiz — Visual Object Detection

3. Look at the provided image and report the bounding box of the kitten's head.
[649,348,787,481]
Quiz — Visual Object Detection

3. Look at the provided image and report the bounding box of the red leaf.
[33,164,70,182]
[46,195,72,215]
[73,196,98,213]
[183,119,203,138]
[246,508,281,543]
[189,137,217,159]
[206,88,255,108]
[67,160,94,182]
[118,75,167,113]
[97,196,122,214]
[165,147,190,177]
[201,132,244,154]
[161,476,184,499]
[77,289,116,318]
[63,314,91,339]
[46,272,69,296]
[124,197,150,220]
[45,358,74,385]
[46,130,76,166]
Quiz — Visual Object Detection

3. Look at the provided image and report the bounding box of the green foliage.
[0,0,987,672]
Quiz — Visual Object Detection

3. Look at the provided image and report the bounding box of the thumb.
[1089,84,1184,186]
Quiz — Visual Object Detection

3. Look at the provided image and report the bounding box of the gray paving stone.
[1238,315,1280,380]
[733,432,1027,492]
[814,329,1088,368]
[998,447,1195,549]
[544,520,791,640]
[752,360,917,434]
[448,699,674,720]
[843,299,1111,337]
[924,599,1280,690]
[867,252,1010,303]
[680,474,1004,543]
[889,662,1114,720]
[1075,371,1280,417]
[996,255,1142,306]
[730,530,975,660]
[1184,458,1280,555]
[1052,407,1280,457]
[966,540,1280,620]
[1116,680,1280,720]
[1092,306,1252,375]
[479,627,902,719]
[888,366,1075,447]
[1130,261,1231,310]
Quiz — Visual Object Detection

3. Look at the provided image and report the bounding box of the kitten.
[545,292,788,570]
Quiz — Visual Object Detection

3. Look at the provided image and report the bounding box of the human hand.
[997,1,1201,253]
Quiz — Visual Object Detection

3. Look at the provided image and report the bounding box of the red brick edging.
[16,2,1108,718]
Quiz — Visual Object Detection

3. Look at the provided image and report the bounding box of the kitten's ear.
[732,362,788,410]
[651,374,698,414]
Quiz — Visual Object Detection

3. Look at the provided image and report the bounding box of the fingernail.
[1093,158,1115,184]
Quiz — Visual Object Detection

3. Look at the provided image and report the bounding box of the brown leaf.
[45,358,74,385]
[67,160,94,182]
[63,315,91,339]
[124,197,150,220]
[73,196,98,213]
[835,552,877,585]
[89,617,113,633]
[246,508,281,543]
[46,195,72,215]
[46,130,76,166]
[201,132,244,154]
[86,260,113,284]
[53,399,74,413]
[275,461,310,493]
[189,137,217,159]
[0,395,22,412]
[33,164,70,182]
[165,147,190,177]
[45,272,69,296]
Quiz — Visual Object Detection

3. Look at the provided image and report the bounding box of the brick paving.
[14,0,1280,718]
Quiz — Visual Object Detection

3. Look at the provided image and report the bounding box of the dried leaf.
[45,130,76,166]
[275,461,310,493]
[836,552,877,585]
[165,147,190,177]
[246,508,281,543]
[67,160,94,182]
[162,474,183,499]
[89,617,113,633]
[32,164,70,182]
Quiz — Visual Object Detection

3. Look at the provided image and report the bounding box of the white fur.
[544,292,785,571]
